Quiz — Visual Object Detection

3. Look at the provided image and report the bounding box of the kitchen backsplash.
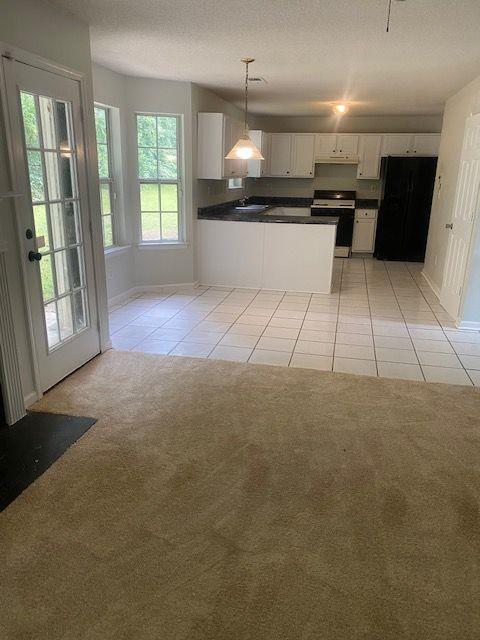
[247,163,383,200]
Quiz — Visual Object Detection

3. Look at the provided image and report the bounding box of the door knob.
[28,251,42,262]
[445,223,453,230]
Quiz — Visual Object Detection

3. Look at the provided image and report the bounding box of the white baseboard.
[24,390,40,408]
[108,282,199,308]
[456,320,480,331]
[421,269,441,298]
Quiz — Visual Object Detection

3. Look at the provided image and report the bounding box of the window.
[228,177,244,190]
[94,105,116,248]
[136,113,182,243]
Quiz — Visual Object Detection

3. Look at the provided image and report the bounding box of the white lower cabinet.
[352,209,378,253]
[198,219,336,293]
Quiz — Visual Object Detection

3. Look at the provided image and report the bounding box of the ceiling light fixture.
[225,58,264,161]
[333,103,349,116]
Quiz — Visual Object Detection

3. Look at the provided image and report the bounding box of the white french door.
[3,58,100,392]
[440,113,480,320]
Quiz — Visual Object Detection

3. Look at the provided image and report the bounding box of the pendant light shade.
[225,133,264,160]
[225,58,264,161]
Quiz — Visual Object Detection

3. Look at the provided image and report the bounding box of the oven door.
[311,207,354,256]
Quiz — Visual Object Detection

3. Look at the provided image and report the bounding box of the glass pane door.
[20,91,89,351]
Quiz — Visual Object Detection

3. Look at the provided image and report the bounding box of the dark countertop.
[356,199,380,209]
[197,197,338,225]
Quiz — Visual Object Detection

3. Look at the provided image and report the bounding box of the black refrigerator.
[374,156,437,261]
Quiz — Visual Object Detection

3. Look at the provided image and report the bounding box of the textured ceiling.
[50,0,480,116]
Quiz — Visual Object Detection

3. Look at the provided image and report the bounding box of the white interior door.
[3,58,100,392]
[440,113,480,319]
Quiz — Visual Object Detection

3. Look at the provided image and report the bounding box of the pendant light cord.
[244,60,249,134]
[386,0,392,32]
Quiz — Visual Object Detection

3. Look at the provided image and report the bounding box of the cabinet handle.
[406,150,409,154]
[339,149,343,153]
[359,172,363,176]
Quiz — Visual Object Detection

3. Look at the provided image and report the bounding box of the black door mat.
[0,411,96,512]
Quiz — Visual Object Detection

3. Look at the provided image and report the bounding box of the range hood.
[315,156,359,165]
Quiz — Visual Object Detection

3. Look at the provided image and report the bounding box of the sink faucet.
[238,197,247,206]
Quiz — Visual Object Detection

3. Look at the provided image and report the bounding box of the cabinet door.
[336,134,359,157]
[315,134,337,159]
[412,134,440,156]
[357,135,382,179]
[269,134,293,176]
[292,134,315,177]
[381,134,413,156]
[352,219,376,252]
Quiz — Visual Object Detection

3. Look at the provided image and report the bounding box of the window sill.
[104,245,132,257]
[137,242,189,250]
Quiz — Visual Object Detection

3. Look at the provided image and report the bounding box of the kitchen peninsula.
[197,198,338,293]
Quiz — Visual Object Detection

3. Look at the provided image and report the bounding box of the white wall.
[251,114,443,134]
[424,75,480,297]
[92,64,135,299]
[0,0,107,404]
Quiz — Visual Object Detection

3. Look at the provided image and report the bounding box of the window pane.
[27,150,45,201]
[50,203,65,249]
[65,202,80,245]
[56,102,71,151]
[69,247,83,288]
[94,107,107,143]
[160,184,178,211]
[33,204,50,253]
[141,211,160,241]
[161,212,178,241]
[39,96,57,149]
[140,183,159,211]
[57,295,73,340]
[39,253,54,301]
[97,143,109,179]
[102,215,113,247]
[73,290,87,331]
[55,250,70,295]
[138,148,158,179]
[157,116,176,147]
[137,115,156,147]
[158,149,177,179]
[45,301,60,348]
[45,152,61,201]
[100,183,112,214]
[60,153,75,198]
[21,93,39,147]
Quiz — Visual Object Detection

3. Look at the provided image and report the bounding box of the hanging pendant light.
[225,57,264,161]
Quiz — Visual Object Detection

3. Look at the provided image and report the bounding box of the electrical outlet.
[370,184,377,192]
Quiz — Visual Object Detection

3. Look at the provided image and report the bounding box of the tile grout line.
[363,257,379,376]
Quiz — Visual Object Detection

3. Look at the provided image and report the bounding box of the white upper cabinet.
[197,112,247,179]
[292,134,315,177]
[381,133,440,157]
[268,133,315,177]
[269,134,293,176]
[381,134,414,156]
[336,135,359,157]
[315,134,337,159]
[357,135,382,179]
[315,134,359,159]
[247,130,269,178]
[411,134,440,156]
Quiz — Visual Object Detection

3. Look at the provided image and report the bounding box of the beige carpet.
[1,350,480,639]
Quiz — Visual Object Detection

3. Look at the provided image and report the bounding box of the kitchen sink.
[234,204,268,212]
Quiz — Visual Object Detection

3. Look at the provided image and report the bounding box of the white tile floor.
[109,258,480,386]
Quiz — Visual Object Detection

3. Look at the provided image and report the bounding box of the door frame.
[0,41,110,412]
[439,112,480,326]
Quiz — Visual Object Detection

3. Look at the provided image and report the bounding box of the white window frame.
[136,112,184,245]
[94,104,117,249]
[228,177,244,190]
